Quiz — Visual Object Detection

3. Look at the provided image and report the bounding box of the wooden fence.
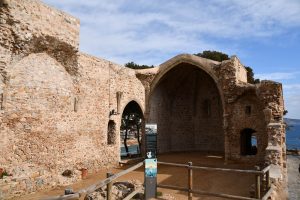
[157,161,273,200]
[42,161,144,200]
[43,160,273,200]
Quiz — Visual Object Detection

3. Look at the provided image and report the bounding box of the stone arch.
[119,98,145,118]
[120,100,144,158]
[147,54,224,154]
[149,54,225,112]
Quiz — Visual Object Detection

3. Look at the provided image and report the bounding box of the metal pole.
[188,162,193,200]
[107,172,114,200]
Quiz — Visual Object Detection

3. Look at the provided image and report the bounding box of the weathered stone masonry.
[0,0,286,199]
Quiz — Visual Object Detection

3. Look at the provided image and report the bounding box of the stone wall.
[0,0,80,79]
[0,3,146,194]
[6,0,79,48]
[227,90,267,163]
[0,51,145,198]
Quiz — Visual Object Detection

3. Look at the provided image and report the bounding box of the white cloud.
[284,94,300,119]
[282,84,300,119]
[43,0,300,65]
[256,72,300,81]
[283,84,300,90]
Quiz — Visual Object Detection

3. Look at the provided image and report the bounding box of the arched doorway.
[148,63,224,154]
[120,101,144,159]
[240,128,257,156]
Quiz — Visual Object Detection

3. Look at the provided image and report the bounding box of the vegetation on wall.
[195,50,260,84]
[244,66,260,84]
[125,50,261,84]
[124,61,154,69]
[194,50,229,62]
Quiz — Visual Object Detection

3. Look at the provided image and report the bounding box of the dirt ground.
[287,155,300,200]
[14,152,261,200]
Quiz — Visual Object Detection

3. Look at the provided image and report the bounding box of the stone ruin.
[0,0,287,199]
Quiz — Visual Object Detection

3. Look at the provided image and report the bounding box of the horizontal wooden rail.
[81,161,144,194]
[42,161,144,200]
[191,189,260,200]
[158,161,263,174]
[157,161,189,168]
[191,165,262,174]
[262,186,274,200]
[157,184,188,191]
[261,165,271,174]
[157,184,260,200]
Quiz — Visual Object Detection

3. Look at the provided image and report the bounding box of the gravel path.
[287,155,300,200]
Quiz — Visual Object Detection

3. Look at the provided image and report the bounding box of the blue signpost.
[145,124,157,199]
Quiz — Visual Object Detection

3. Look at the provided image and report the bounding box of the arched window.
[107,120,116,145]
[240,128,257,155]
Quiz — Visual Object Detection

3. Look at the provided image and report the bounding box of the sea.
[121,144,140,156]
[286,123,300,149]
[121,118,300,155]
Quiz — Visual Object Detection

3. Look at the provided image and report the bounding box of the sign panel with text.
[145,123,157,159]
[145,123,157,199]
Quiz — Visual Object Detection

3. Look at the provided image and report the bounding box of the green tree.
[245,66,260,84]
[194,50,229,62]
[121,112,142,155]
[195,50,260,84]
[121,101,143,157]
[124,62,154,69]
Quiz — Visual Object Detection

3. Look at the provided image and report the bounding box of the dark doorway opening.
[240,128,257,155]
[120,101,143,160]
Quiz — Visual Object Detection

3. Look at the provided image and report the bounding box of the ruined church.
[0,0,286,199]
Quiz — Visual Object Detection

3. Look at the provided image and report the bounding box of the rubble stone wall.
[0,51,145,198]
[7,0,79,48]
[227,91,267,163]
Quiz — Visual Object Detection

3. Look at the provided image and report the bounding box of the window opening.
[241,128,257,155]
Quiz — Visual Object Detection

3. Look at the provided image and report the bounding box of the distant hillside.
[284,118,300,126]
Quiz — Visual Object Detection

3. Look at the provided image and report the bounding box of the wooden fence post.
[266,170,270,190]
[188,162,193,200]
[254,166,261,199]
[107,172,114,200]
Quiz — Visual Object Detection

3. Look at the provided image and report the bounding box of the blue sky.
[43,0,300,119]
